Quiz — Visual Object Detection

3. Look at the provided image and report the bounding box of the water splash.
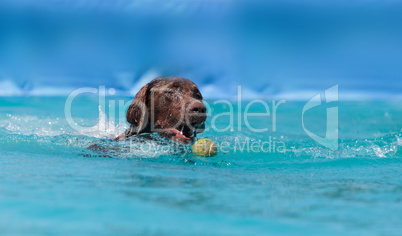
[1,106,401,160]
[287,133,401,159]
[78,106,127,139]
[397,135,402,146]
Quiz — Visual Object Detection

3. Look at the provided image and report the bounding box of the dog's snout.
[189,103,206,114]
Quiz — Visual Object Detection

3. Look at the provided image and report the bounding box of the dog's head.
[126,76,207,144]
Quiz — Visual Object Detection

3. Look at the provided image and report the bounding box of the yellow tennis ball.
[192,138,218,157]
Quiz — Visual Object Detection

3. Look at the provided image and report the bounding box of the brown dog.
[115,76,207,144]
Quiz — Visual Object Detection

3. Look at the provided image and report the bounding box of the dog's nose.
[189,103,206,114]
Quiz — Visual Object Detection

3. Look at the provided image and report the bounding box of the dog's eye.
[165,89,175,94]
[193,89,202,99]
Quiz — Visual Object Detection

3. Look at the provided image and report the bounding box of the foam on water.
[78,106,127,139]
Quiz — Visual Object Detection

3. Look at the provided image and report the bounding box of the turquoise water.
[1,97,402,235]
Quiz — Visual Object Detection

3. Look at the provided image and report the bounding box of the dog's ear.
[126,84,150,134]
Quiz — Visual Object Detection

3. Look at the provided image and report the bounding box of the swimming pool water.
[0,97,401,235]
